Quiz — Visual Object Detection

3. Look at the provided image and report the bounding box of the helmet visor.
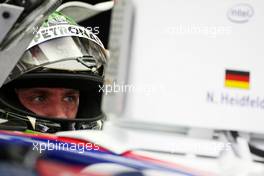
[5,35,107,84]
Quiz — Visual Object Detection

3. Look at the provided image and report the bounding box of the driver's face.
[16,88,79,119]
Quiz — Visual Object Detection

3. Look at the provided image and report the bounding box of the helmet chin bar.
[0,109,104,133]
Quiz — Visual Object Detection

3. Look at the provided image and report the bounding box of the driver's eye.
[63,96,78,103]
[32,96,45,103]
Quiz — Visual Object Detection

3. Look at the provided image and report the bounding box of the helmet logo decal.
[27,116,36,130]
[48,15,68,26]
[28,24,104,49]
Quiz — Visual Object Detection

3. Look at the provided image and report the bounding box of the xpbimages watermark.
[99,81,166,95]
[163,24,232,38]
[32,140,99,153]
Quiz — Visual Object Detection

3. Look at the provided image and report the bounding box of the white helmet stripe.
[28,24,104,49]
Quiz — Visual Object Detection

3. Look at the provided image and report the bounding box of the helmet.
[0,12,108,133]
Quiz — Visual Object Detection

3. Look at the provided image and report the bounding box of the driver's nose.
[45,102,68,119]
[44,97,68,119]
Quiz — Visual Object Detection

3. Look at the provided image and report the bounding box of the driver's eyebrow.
[63,89,79,95]
[16,88,80,97]
[16,88,51,95]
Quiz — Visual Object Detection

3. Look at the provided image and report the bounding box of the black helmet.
[0,12,108,133]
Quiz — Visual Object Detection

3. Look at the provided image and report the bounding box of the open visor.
[5,32,107,84]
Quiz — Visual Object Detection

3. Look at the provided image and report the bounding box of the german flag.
[225,69,250,89]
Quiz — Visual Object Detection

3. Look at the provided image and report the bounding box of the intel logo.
[227,4,254,23]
